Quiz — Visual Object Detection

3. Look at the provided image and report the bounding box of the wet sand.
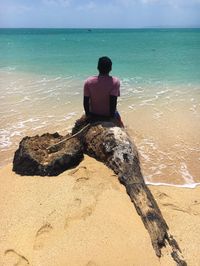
[125,100,200,185]
[1,71,200,184]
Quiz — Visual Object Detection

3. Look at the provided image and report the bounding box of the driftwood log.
[13,118,187,265]
[72,119,187,266]
[13,133,83,176]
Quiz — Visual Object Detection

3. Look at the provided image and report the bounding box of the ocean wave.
[18,96,31,103]
[153,110,163,119]
[32,125,46,131]
[0,132,12,149]
[146,180,200,189]
[179,162,195,184]
[128,104,136,110]
[58,112,77,122]
[140,96,158,106]
[156,89,170,95]
[0,66,16,72]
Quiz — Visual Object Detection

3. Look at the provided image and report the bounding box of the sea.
[0,28,200,186]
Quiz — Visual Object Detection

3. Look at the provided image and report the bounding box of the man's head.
[97,56,112,75]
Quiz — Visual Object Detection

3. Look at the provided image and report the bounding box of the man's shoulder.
[111,76,120,85]
[85,76,98,84]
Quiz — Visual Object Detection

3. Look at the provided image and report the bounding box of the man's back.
[84,75,120,116]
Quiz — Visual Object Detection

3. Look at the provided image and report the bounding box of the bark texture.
[13,132,83,176]
[73,120,187,265]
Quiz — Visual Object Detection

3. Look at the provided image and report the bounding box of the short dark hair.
[97,56,112,74]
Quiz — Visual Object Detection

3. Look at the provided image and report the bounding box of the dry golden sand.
[0,155,200,266]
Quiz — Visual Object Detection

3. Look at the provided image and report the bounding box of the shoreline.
[146,180,200,189]
[1,70,200,184]
[1,156,200,265]
[1,162,200,189]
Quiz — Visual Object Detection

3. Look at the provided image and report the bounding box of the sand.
[0,155,200,266]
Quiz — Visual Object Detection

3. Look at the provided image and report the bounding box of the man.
[83,56,123,126]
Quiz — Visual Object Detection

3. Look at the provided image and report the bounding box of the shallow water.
[122,84,200,185]
[0,70,199,186]
[1,28,200,185]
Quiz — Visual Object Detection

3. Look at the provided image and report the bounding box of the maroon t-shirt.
[84,75,120,116]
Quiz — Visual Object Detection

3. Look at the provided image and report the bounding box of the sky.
[0,0,200,28]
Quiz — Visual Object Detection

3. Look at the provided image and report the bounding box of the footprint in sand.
[65,197,96,229]
[156,190,200,215]
[156,191,170,200]
[65,205,95,229]
[33,223,53,250]
[156,191,187,212]
[69,166,89,177]
[4,249,29,266]
[86,261,98,266]
[70,165,120,193]
[69,166,91,189]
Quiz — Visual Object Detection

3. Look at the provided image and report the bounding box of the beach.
[0,28,200,265]
[1,28,200,185]
[1,69,200,185]
[1,155,200,266]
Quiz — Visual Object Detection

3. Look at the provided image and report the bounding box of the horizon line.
[0,26,200,30]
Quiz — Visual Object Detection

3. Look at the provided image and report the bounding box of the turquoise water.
[0,28,200,84]
[0,28,200,185]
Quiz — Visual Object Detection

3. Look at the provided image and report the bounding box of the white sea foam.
[140,138,157,151]
[0,134,12,149]
[0,66,16,72]
[140,102,154,106]
[156,89,169,95]
[139,96,158,106]
[32,125,46,130]
[10,131,22,137]
[153,111,163,119]
[0,110,15,114]
[18,96,31,103]
[145,180,200,189]
[179,162,195,184]
[128,104,135,110]
[12,118,40,129]
[34,95,52,100]
[139,150,150,162]
[132,89,144,94]
[53,77,61,81]
[150,95,158,102]
[58,112,77,121]
[189,105,198,114]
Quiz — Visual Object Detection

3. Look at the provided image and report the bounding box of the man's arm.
[83,96,90,116]
[110,95,117,117]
